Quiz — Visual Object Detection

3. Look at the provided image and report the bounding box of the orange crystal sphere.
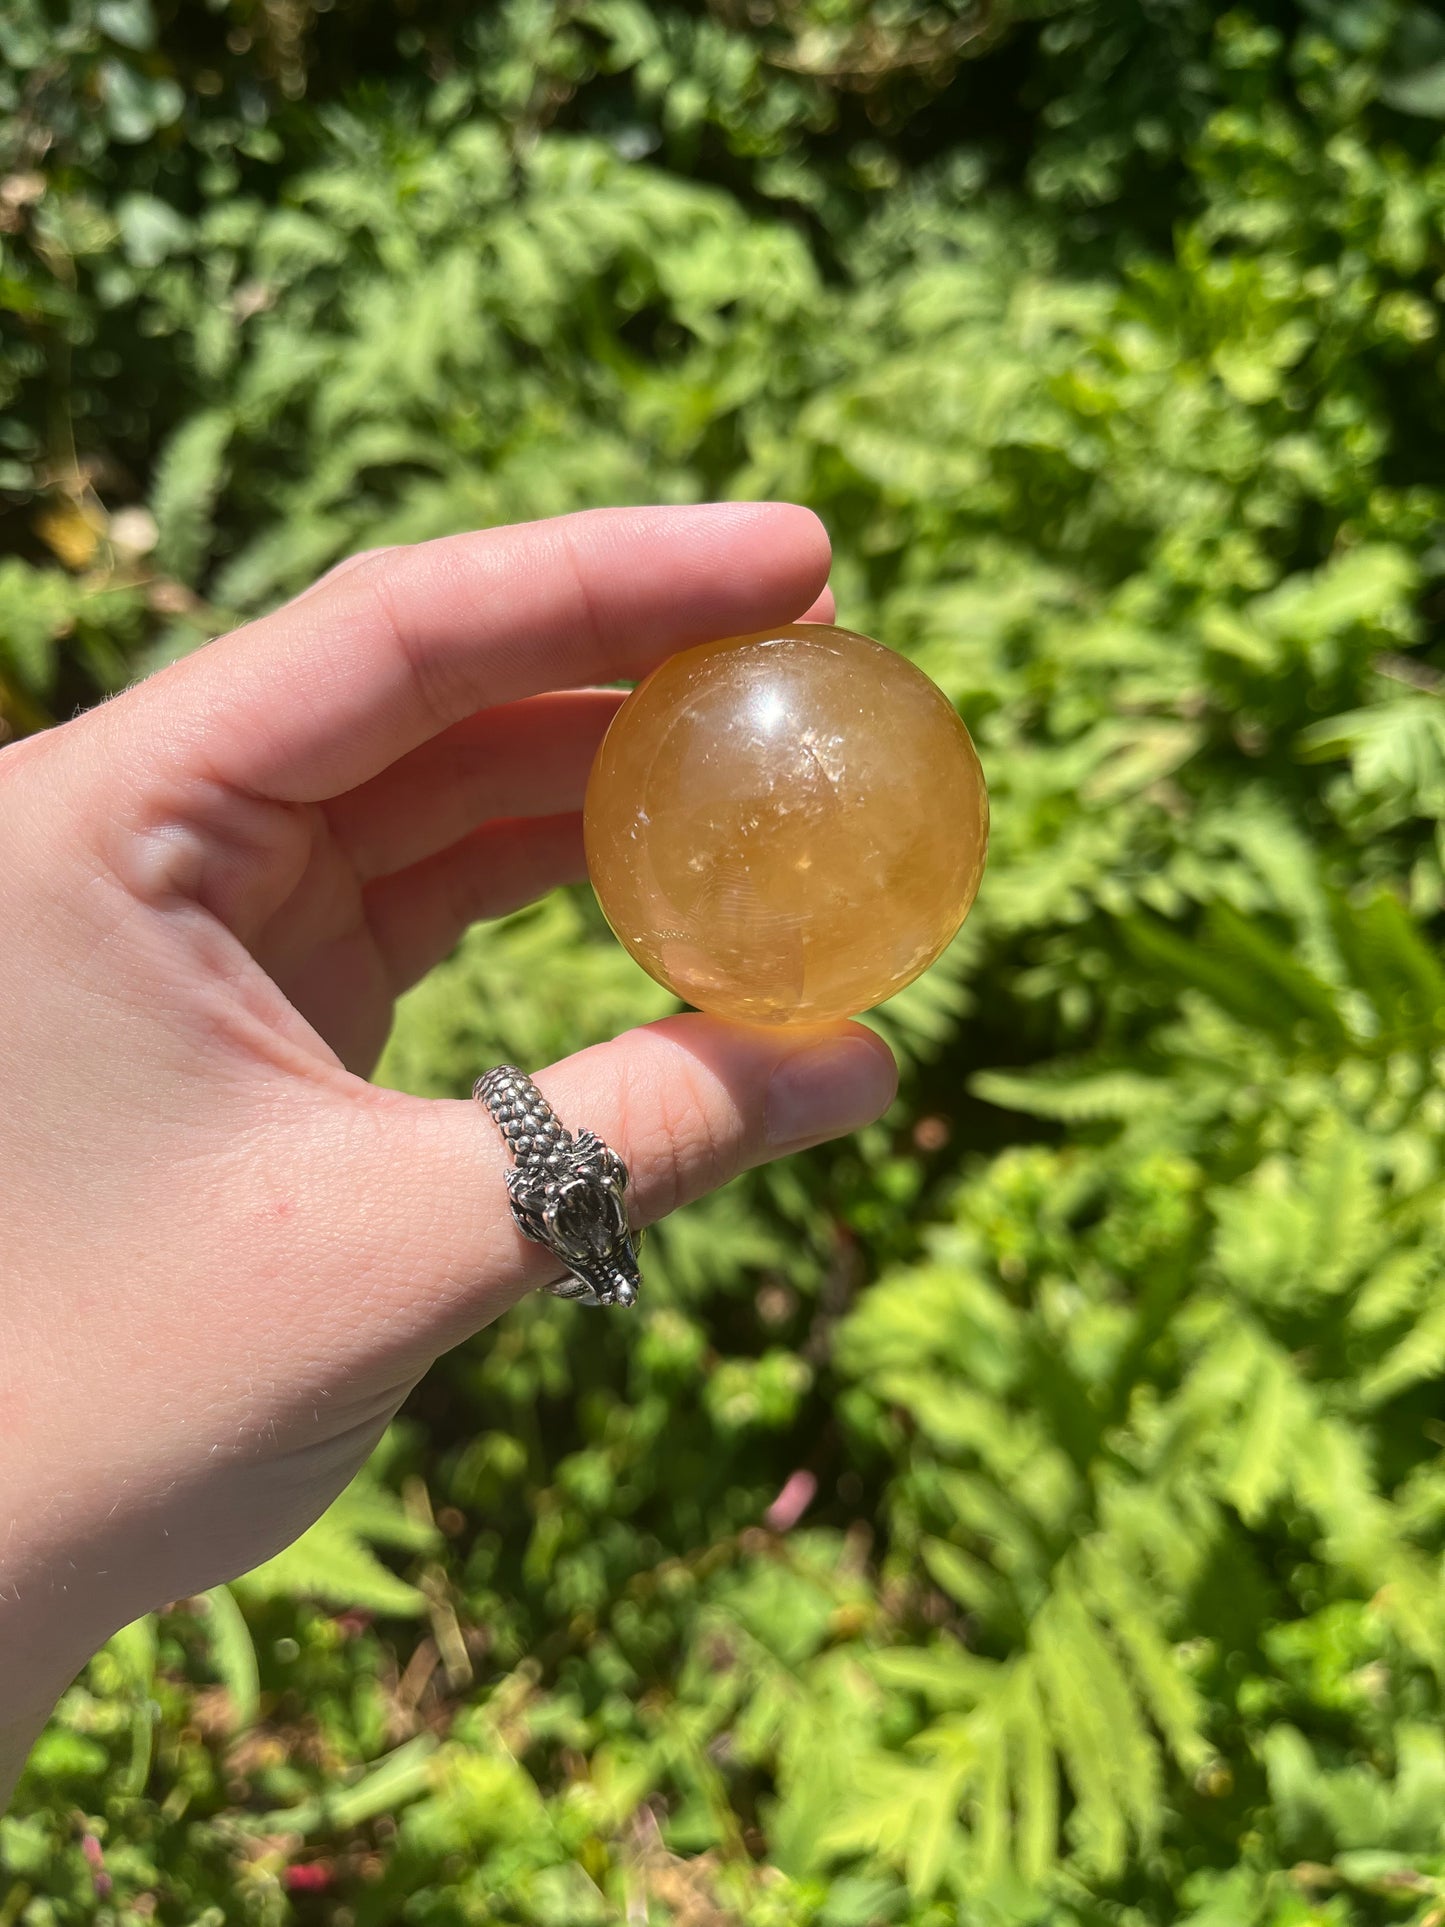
[583,624,988,1026]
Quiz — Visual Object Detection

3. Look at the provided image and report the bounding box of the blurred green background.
[7,0,1445,1921]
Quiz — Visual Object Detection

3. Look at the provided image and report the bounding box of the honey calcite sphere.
[584,624,988,1026]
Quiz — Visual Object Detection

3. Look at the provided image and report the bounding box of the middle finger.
[324,687,625,883]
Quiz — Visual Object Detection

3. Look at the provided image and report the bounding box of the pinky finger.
[365,812,588,993]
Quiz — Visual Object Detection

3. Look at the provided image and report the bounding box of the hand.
[0,505,896,1792]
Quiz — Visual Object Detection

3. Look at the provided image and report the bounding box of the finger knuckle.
[617,1053,731,1220]
[361,556,460,735]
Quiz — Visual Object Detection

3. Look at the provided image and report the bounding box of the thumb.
[321,1015,897,1363]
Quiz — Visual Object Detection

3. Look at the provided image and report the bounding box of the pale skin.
[0,503,897,1800]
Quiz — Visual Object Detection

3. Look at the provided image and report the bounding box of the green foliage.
[8,2,1445,1924]
[235,1469,441,1619]
[834,891,1445,1903]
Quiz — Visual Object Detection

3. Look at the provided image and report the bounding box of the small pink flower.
[81,1834,112,1898]
[284,1862,335,1892]
[764,1469,817,1533]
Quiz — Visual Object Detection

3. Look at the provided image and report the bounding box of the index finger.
[136,504,831,803]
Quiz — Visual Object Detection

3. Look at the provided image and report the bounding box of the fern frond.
[199,1585,260,1730]
[1300,691,1445,819]
[149,411,231,583]
[1082,1546,1211,1773]
[235,1471,438,1616]
[1125,905,1350,1049]
[1219,1341,1307,1525]
[1332,887,1445,1046]
[1007,1662,1059,1886]
[972,1063,1174,1123]
[1032,1596,1132,1875]
[1359,1291,1445,1406]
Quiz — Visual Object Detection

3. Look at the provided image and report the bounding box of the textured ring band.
[473,1066,641,1309]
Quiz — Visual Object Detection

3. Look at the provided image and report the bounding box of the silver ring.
[473,1066,641,1309]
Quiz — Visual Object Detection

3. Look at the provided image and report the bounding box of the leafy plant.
[7,3,1445,1925]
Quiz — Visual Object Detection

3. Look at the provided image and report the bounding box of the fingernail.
[765,1036,897,1147]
